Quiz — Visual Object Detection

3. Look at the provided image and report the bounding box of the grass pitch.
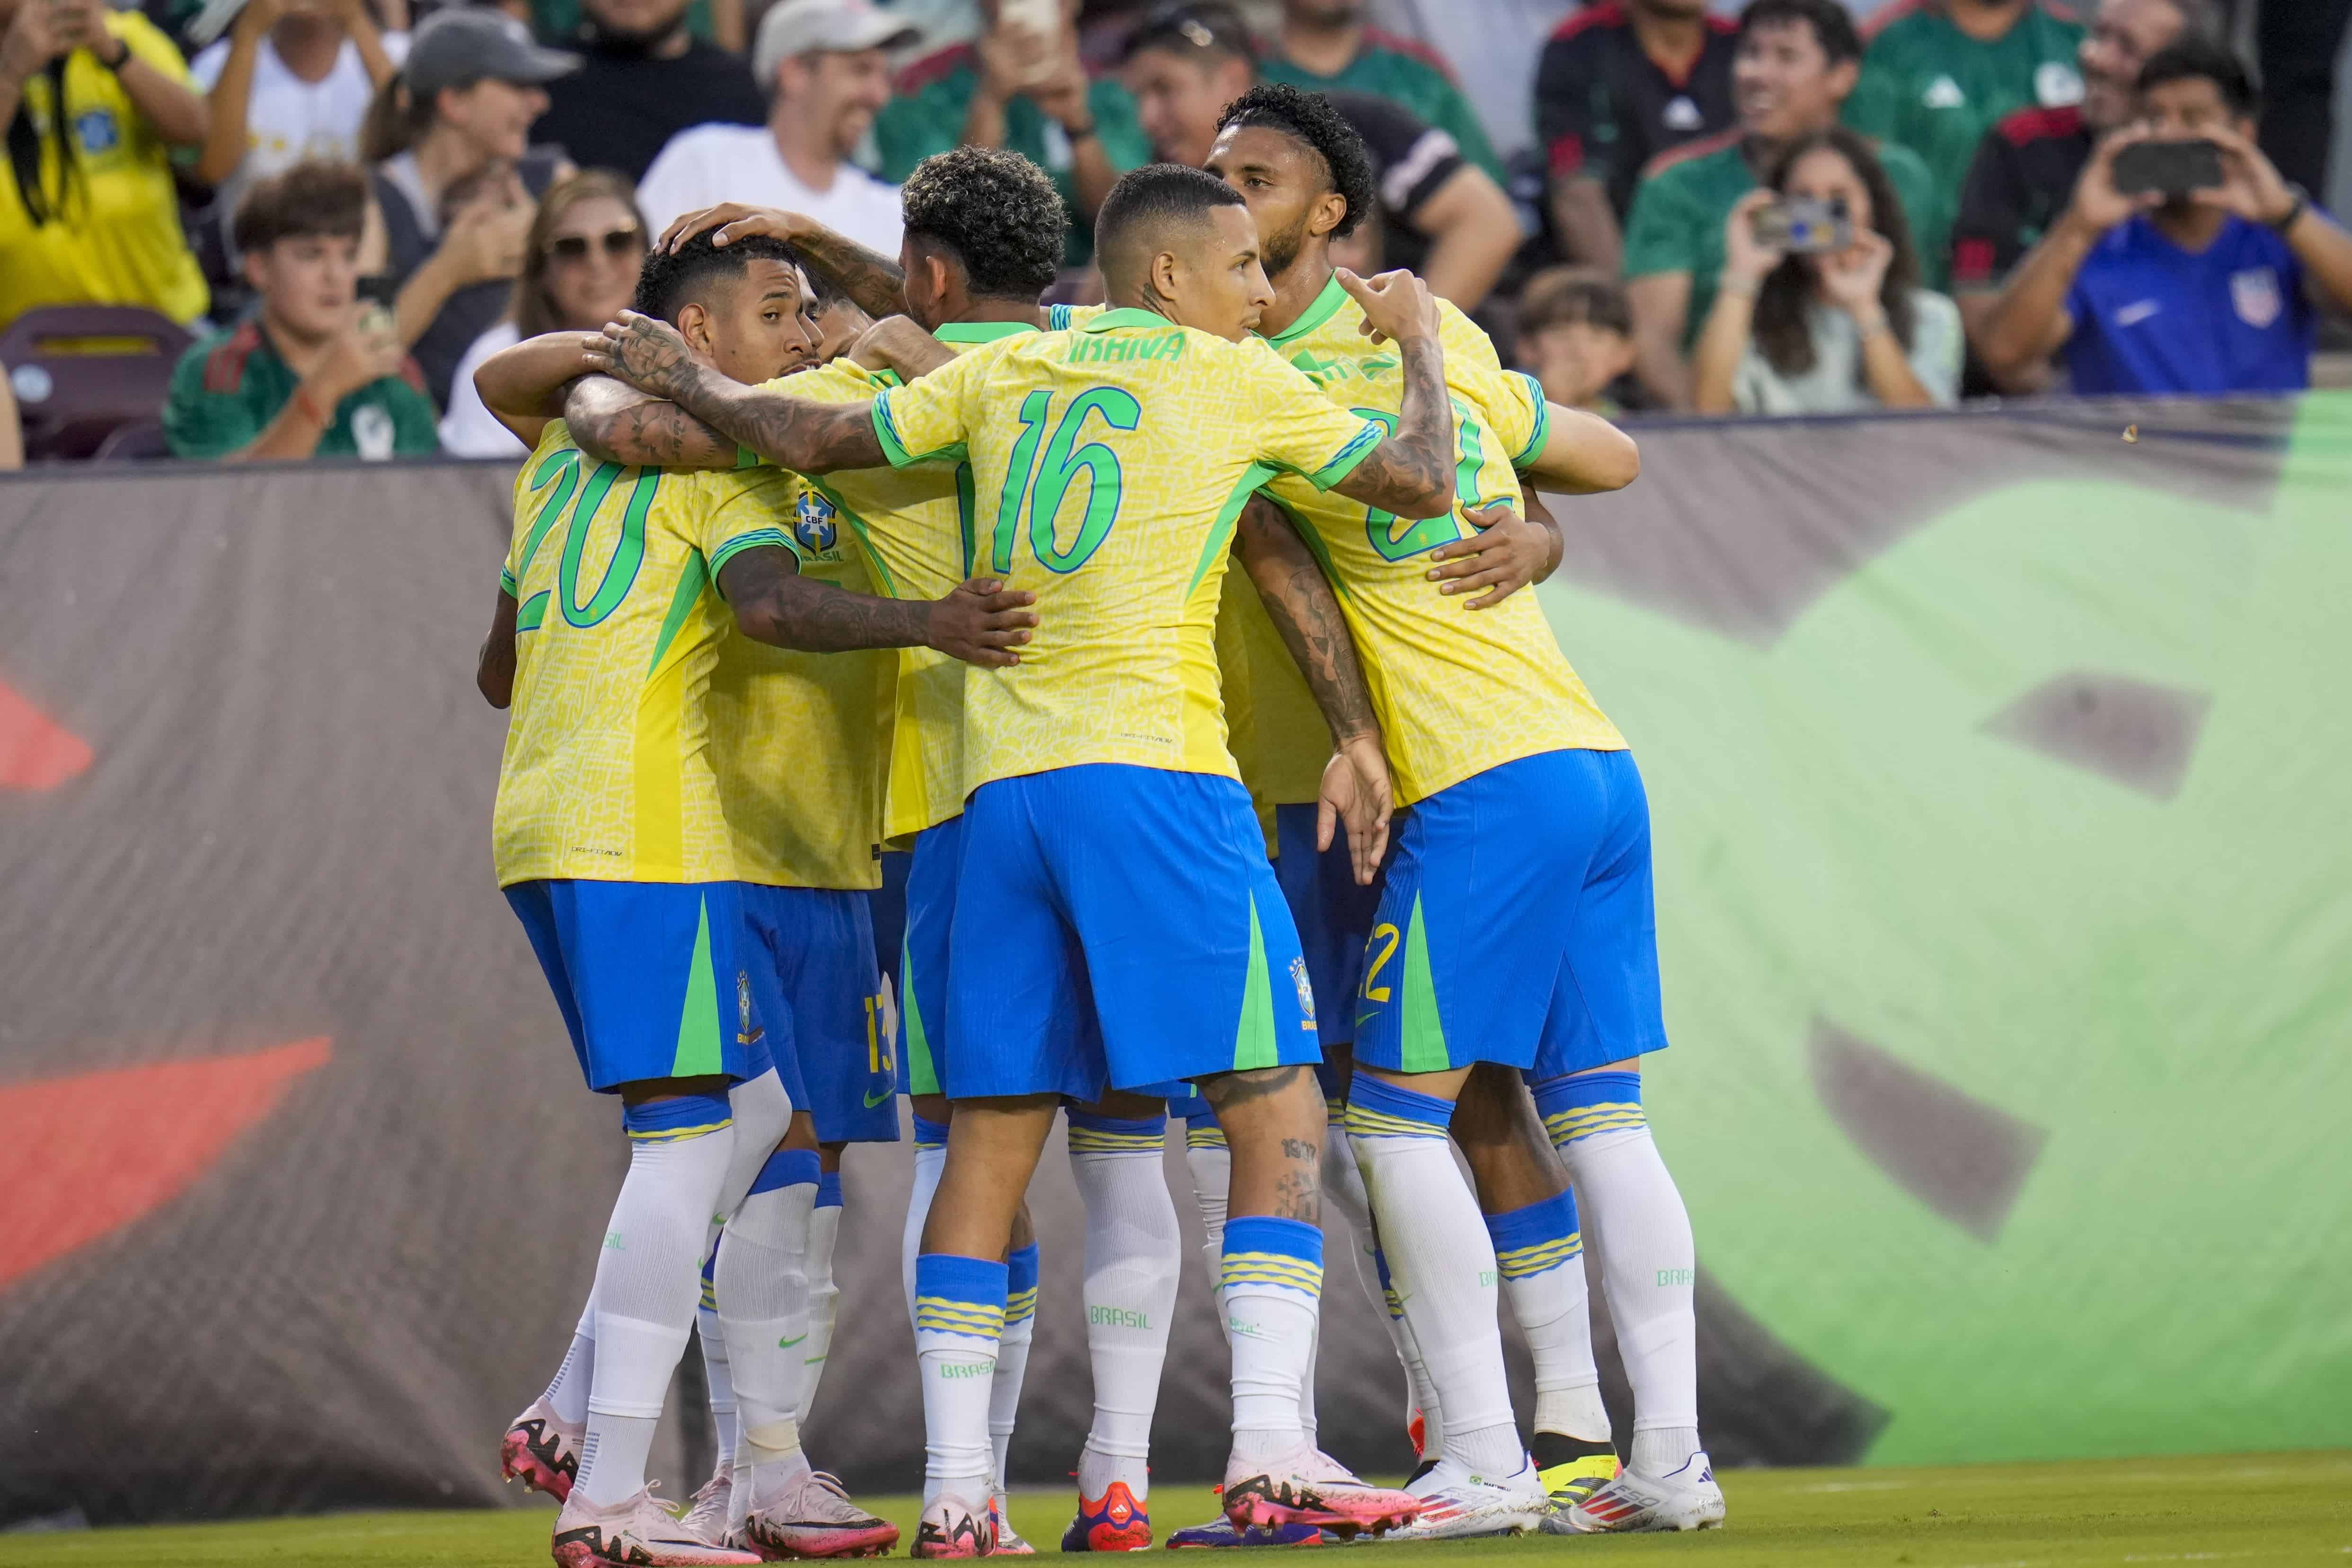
[9,1452,2347,1568]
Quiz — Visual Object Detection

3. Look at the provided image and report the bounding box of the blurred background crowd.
[0,0,2346,467]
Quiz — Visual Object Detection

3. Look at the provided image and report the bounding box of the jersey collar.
[1080,308,1177,332]
[933,320,1042,344]
[1264,273,1350,349]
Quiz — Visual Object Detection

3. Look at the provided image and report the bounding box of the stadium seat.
[90,419,172,463]
[0,306,195,462]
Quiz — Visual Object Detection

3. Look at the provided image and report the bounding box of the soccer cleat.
[503,1398,584,1501]
[671,1463,735,1550]
[1060,1480,1149,1551]
[742,1471,900,1560]
[1382,1458,1550,1542]
[1530,1435,1621,1532]
[550,1486,765,1568]
[990,1495,1036,1555]
[1565,1450,1726,1533]
[909,1491,996,1559]
[1220,1447,1420,1538]
[1165,1514,1326,1549]
[1406,1409,1426,1461]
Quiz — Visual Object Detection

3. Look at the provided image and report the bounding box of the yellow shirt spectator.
[0,11,209,329]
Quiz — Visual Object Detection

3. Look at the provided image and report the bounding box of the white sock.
[1345,1077,1523,1479]
[902,1118,949,1324]
[992,1243,1039,1494]
[1067,1111,1181,1500]
[803,1173,843,1423]
[1183,1126,1230,1326]
[1537,1073,1699,1471]
[1315,1112,1384,1443]
[1485,1190,1609,1443]
[697,1259,737,1465]
[1220,1216,1323,1460]
[543,1297,596,1426]
[717,1153,820,1507]
[577,1103,736,1507]
[719,1070,794,1220]
[913,1254,1007,1508]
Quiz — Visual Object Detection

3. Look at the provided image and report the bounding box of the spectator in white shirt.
[192,0,407,225]
[441,168,647,457]
[634,0,912,255]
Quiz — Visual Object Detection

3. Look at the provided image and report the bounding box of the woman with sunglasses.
[440,167,646,457]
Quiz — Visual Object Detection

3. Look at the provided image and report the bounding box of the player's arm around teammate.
[658,203,915,325]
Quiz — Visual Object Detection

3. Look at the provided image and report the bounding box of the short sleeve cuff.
[707,527,791,588]
[1510,372,1551,468]
[1306,419,1386,491]
[499,567,518,595]
[871,391,917,468]
[734,444,762,469]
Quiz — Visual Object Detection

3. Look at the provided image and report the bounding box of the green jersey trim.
[706,527,787,584]
[1305,419,1384,490]
[1266,274,1349,348]
[1189,461,1279,597]
[646,549,715,672]
[1080,308,1175,332]
[935,320,1041,344]
[809,479,904,598]
[1511,372,1551,469]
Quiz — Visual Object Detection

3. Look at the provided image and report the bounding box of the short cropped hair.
[902,146,1066,300]
[1122,1,1256,67]
[2138,37,2258,116]
[632,230,804,324]
[233,160,368,254]
[1736,0,1863,67]
[1096,162,1249,274]
[1215,82,1376,239]
[1517,266,1633,339]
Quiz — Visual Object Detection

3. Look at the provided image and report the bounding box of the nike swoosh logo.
[864,1087,895,1107]
[1355,1012,1379,1027]
[777,1333,806,1348]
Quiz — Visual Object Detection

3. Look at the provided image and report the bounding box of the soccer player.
[1200,83,1721,1535]
[471,231,1030,1568]
[584,161,1463,1557]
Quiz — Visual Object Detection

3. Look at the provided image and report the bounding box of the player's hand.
[2066,125,2159,237]
[1723,187,1787,288]
[848,315,954,379]
[1318,735,1393,886]
[2195,123,2299,227]
[585,309,703,397]
[926,576,1037,668]
[658,203,809,255]
[1338,266,1441,348]
[1425,500,1552,609]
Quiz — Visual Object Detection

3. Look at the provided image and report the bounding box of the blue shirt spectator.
[2061,210,2311,393]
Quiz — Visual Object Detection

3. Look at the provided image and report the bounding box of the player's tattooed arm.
[716,546,1036,664]
[477,589,517,709]
[563,375,740,470]
[1326,270,1454,519]
[656,204,910,320]
[473,330,601,449]
[586,311,887,473]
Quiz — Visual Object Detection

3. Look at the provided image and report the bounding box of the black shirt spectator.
[1326,88,1467,277]
[1950,103,2087,293]
[531,0,765,184]
[1535,0,1737,271]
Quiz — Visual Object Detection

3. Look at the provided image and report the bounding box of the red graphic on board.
[0,677,92,791]
[0,1038,333,1291]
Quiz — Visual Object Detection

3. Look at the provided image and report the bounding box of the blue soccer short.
[740,882,898,1144]
[945,764,1323,1101]
[1273,802,1389,1097]
[1353,748,1670,1077]
[506,878,747,1092]
[896,817,960,1099]
[872,847,911,989]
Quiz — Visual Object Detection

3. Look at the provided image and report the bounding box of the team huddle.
[471,82,1716,1568]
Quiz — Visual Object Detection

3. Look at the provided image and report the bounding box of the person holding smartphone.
[1693,125,1962,413]
[1976,39,2352,394]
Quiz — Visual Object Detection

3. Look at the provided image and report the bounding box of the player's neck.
[1629,5,1707,77]
[1280,14,1362,77]
[1259,255,1335,340]
[955,298,1050,328]
[1942,0,2030,42]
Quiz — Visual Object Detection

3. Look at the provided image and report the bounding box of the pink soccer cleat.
[1219,1448,1420,1539]
[503,1398,584,1501]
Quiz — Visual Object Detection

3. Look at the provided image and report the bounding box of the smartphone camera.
[1751,195,1853,255]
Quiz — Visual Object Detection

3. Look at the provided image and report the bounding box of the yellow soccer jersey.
[871,311,1384,793]
[1260,275,1626,805]
[763,322,1036,840]
[1216,571,1334,811]
[493,421,793,887]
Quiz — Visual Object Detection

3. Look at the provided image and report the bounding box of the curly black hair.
[631,230,804,324]
[902,145,1067,300]
[1214,82,1376,239]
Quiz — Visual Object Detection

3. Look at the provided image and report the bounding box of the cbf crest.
[1290,955,1317,1027]
[736,969,761,1048]
[793,489,840,555]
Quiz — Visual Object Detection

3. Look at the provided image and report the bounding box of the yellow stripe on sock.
[626,1118,734,1143]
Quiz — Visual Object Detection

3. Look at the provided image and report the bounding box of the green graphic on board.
[1535,395,2352,1464]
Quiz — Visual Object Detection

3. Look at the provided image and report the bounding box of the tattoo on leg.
[1279,1137,1318,1161]
[1203,1063,1311,1112]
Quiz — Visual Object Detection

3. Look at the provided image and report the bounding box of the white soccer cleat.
[1382,1457,1550,1541]
[502,1398,584,1500]
[550,1486,764,1568]
[1220,1446,1419,1538]
[742,1470,901,1559]
[670,1462,735,1551]
[909,1490,997,1559]
[1565,1450,1726,1533]
[991,1492,1037,1555]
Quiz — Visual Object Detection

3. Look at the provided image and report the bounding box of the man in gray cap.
[634,0,915,252]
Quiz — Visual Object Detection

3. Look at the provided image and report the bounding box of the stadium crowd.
[0,0,2346,464]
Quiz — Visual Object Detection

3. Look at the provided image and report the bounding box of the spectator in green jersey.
[1623,0,1945,407]
[1259,0,1502,183]
[872,0,1149,266]
[165,160,438,462]
[1845,0,2087,217]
